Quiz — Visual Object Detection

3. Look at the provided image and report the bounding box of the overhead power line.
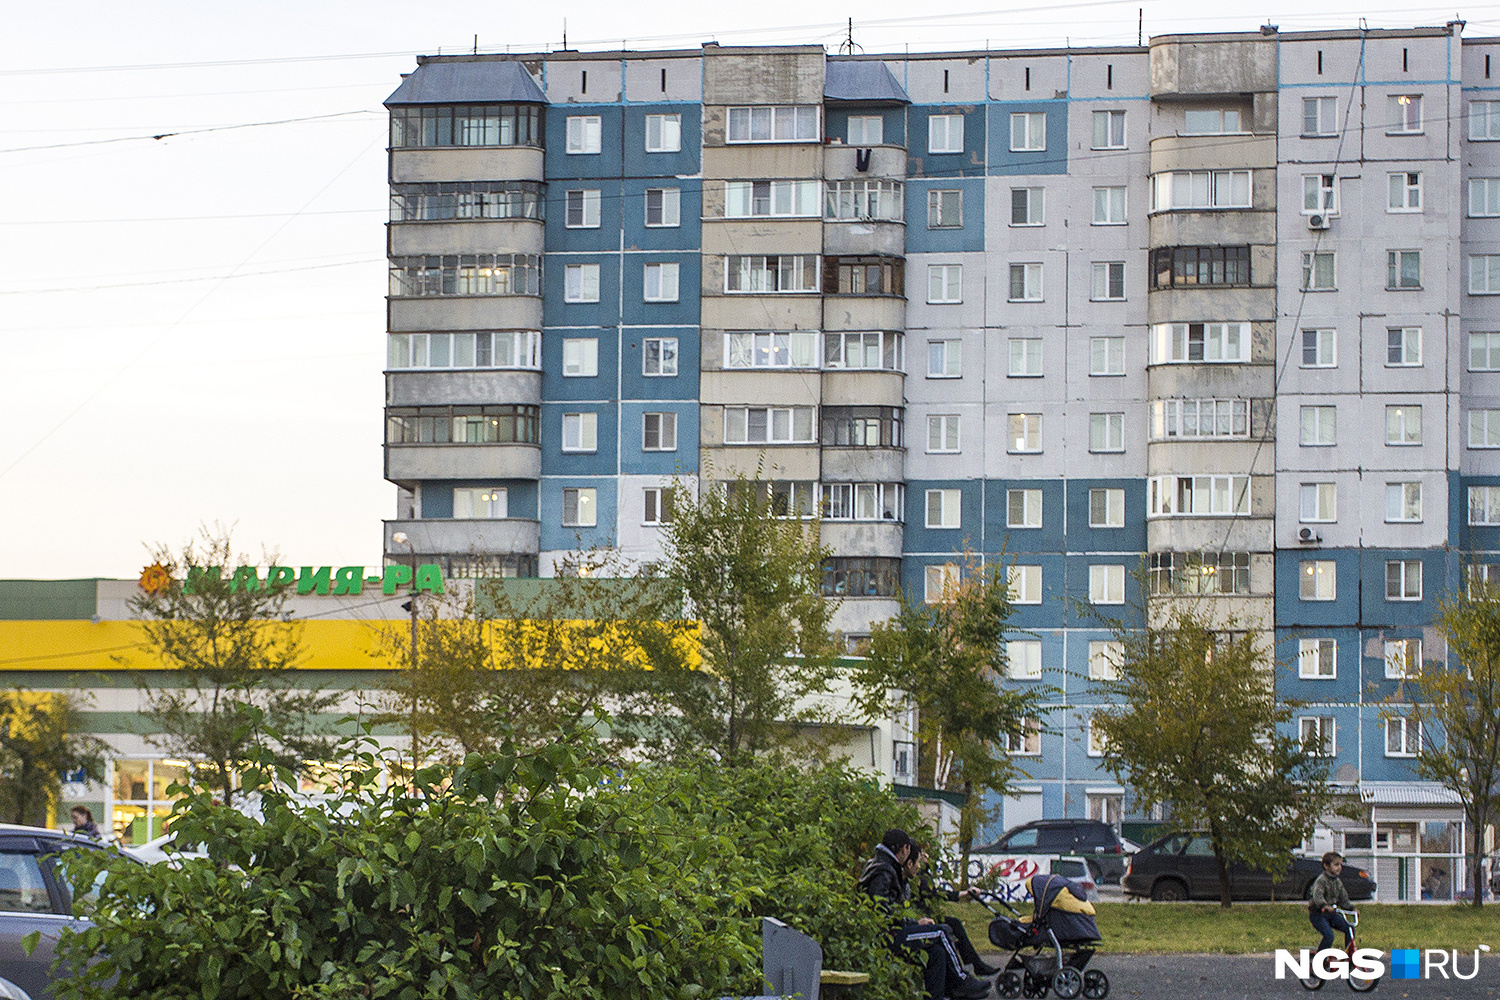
[0,110,380,155]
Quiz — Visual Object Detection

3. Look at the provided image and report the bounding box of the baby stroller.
[980,873,1107,999]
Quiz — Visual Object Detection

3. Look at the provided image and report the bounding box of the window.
[1387,327,1421,366]
[1385,405,1422,445]
[929,113,966,153]
[1300,406,1336,446]
[725,331,819,369]
[645,187,681,227]
[825,180,904,222]
[561,488,597,527]
[820,482,904,522]
[927,264,962,303]
[1010,112,1046,151]
[1471,255,1500,295]
[1386,560,1422,601]
[1386,482,1422,522]
[1008,413,1042,452]
[389,105,541,149]
[0,852,51,914]
[1385,638,1421,679]
[1151,398,1249,440]
[1470,564,1500,594]
[644,113,681,152]
[1008,263,1043,301]
[925,563,961,603]
[643,337,678,376]
[1090,336,1125,375]
[562,338,598,377]
[928,189,962,228]
[1008,641,1043,679]
[564,189,601,228]
[1148,475,1250,516]
[1090,413,1125,452]
[824,330,903,371]
[1387,250,1422,289]
[1302,174,1337,214]
[727,105,819,143]
[642,412,677,452]
[1089,488,1125,528]
[1092,110,1125,148]
[390,181,544,221]
[1300,717,1336,757]
[1302,328,1336,367]
[1150,170,1252,210]
[1470,485,1500,525]
[820,407,903,448]
[1387,94,1423,134]
[1005,719,1041,756]
[1008,565,1042,604]
[1088,641,1122,680]
[1092,186,1127,224]
[825,557,902,598]
[1090,565,1125,604]
[1471,178,1500,216]
[1471,409,1500,448]
[1471,100,1500,140]
[1388,172,1422,212]
[929,339,962,378]
[385,405,539,445]
[643,263,680,302]
[1148,551,1251,595]
[1300,639,1336,679]
[926,489,962,528]
[724,179,820,218]
[564,263,601,303]
[1300,483,1336,523]
[1472,332,1500,370]
[1007,489,1043,528]
[1386,717,1421,757]
[387,331,541,371]
[643,487,673,525]
[1183,108,1241,133]
[1011,187,1044,225]
[566,115,602,154]
[1302,251,1336,291]
[453,487,507,519]
[389,254,541,297]
[927,415,960,453]
[561,412,598,452]
[1091,262,1126,300]
[1009,339,1042,377]
[847,115,884,145]
[726,480,816,519]
[826,255,905,295]
[724,406,816,444]
[1150,246,1251,288]
[725,255,819,293]
[1150,322,1249,364]
[1303,96,1337,135]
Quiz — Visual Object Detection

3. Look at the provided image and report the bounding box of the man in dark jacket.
[858,829,991,1000]
[908,842,1001,976]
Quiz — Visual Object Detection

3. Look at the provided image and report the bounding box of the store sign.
[183,564,445,597]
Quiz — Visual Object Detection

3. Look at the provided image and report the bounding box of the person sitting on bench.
[907,841,1001,977]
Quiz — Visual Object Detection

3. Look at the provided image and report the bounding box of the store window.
[111,758,191,845]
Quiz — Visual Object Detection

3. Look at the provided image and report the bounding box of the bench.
[742,917,870,1000]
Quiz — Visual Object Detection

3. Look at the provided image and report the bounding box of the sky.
[3,0,1496,580]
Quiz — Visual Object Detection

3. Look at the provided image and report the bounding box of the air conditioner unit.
[1298,526,1322,544]
[1308,213,1332,230]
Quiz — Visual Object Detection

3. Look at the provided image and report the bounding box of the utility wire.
[0,110,380,155]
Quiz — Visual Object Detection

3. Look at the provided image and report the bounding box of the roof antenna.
[839,18,862,55]
[473,34,478,55]
[1137,8,1143,46]
[563,18,568,51]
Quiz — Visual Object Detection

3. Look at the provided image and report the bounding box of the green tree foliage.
[126,530,341,804]
[851,554,1039,877]
[0,690,106,826]
[1392,582,1500,907]
[53,726,924,1000]
[1090,601,1336,907]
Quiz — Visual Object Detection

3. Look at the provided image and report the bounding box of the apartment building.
[382,25,1489,886]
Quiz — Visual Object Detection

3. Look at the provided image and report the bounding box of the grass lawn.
[948,901,1500,955]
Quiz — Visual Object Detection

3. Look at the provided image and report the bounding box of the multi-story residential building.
[381,23,1490,896]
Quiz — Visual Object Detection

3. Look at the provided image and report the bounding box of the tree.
[642,473,841,762]
[1391,582,1500,907]
[125,529,341,805]
[0,690,106,826]
[1090,599,1337,907]
[851,552,1039,880]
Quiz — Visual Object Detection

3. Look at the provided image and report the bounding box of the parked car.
[970,819,1135,884]
[0,824,134,999]
[125,832,206,868]
[1121,832,1377,902]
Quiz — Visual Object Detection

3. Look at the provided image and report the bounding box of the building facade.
[382,25,1495,892]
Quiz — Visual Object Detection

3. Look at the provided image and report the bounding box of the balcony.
[820,520,904,558]
[820,447,904,482]
[823,143,907,179]
[390,146,544,184]
[385,443,541,485]
[822,370,904,408]
[388,295,542,333]
[388,218,544,256]
[386,370,542,408]
[822,295,905,332]
[383,518,540,558]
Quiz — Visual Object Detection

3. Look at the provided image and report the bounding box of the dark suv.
[1121,832,1377,902]
[971,819,1133,883]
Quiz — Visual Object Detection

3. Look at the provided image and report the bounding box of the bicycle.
[1299,908,1378,992]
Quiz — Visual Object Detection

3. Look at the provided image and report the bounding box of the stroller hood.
[1027,873,1101,943]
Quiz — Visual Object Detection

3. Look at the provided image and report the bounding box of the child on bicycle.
[1309,851,1355,951]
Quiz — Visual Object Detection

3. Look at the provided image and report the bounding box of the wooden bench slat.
[820,970,871,985]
